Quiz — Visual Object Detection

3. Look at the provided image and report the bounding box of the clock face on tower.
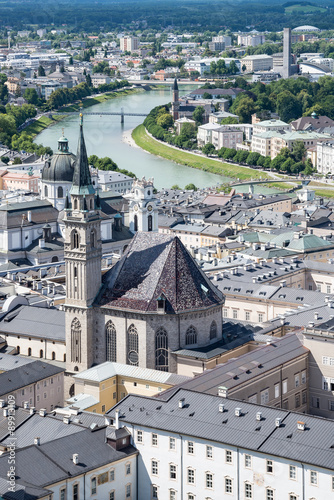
[147,204,153,212]
[133,204,139,212]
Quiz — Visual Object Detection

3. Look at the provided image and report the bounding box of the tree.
[292,140,306,162]
[23,88,39,105]
[157,113,173,129]
[303,159,314,175]
[85,73,92,87]
[38,65,45,77]
[276,90,302,122]
[230,95,257,123]
[202,143,216,156]
[171,184,180,189]
[246,152,260,166]
[13,157,22,164]
[242,64,246,72]
[203,92,213,99]
[1,156,9,164]
[192,106,205,125]
[69,56,73,65]
[185,183,197,191]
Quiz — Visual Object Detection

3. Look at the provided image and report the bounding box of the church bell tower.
[64,114,102,374]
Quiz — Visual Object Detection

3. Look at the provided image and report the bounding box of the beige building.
[252,130,331,159]
[253,119,291,135]
[2,171,39,193]
[120,36,139,52]
[68,361,190,414]
[211,126,243,150]
[242,54,273,72]
[303,323,334,418]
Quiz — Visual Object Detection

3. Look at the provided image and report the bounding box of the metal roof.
[108,387,334,471]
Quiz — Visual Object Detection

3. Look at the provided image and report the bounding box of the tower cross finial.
[62,127,64,136]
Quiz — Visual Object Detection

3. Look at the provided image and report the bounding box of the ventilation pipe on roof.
[0,400,5,408]
[256,411,262,421]
[30,407,35,415]
[297,421,305,431]
[27,211,32,222]
[63,416,70,425]
[235,408,242,417]
[34,437,40,446]
[314,312,319,320]
[23,401,29,409]
[3,408,8,417]
[275,417,282,427]
[115,409,120,430]
[73,453,79,465]
[178,398,186,409]
[39,409,46,417]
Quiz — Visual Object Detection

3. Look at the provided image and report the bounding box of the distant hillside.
[284,2,326,13]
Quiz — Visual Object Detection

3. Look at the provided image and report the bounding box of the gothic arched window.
[106,320,117,362]
[210,321,217,340]
[155,327,168,372]
[185,325,197,345]
[71,317,81,363]
[44,185,48,197]
[148,214,153,232]
[134,214,138,232]
[127,324,139,366]
[74,199,78,210]
[72,230,79,249]
[57,186,63,198]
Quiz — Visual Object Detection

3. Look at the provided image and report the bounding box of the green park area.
[132,124,266,181]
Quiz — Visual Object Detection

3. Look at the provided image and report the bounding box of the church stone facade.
[64,118,224,395]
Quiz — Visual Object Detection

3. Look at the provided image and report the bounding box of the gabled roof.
[97,232,223,313]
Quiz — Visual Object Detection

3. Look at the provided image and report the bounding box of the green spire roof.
[70,114,95,196]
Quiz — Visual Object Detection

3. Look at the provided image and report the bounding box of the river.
[35,86,280,193]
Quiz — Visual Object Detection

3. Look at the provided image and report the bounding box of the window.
[332,476,334,491]
[312,396,320,408]
[274,384,279,398]
[152,433,158,446]
[245,311,250,321]
[73,484,79,500]
[110,469,115,481]
[225,477,232,494]
[187,495,194,500]
[206,445,213,459]
[289,465,296,480]
[152,460,158,475]
[327,284,331,294]
[301,371,306,384]
[289,495,297,500]
[60,488,66,500]
[185,325,197,345]
[127,324,139,366]
[187,468,195,484]
[205,473,213,489]
[266,488,274,500]
[188,441,194,454]
[283,379,288,394]
[295,374,300,388]
[245,454,252,468]
[223,308,228,318]
[110,492,115,500]
[136,430,143,443]
[126,484,131,498]
[329,400,334,411]
[170,491,176,500]
[258,313,264,322]
[72,230,79,249]
[152,485,158,499]
[106,321,117,362]
[310,470,318,485]
[155,327,168,371]
[295,393,300,408]
[70,318,81,363]
[91,477,97,495]
[245,482,252,498]
[57,186,63,198]
[126,463,131,475]
[261,389,269,405]
[302,390,307,405]
[266,460,273,474]
[209,321,217,340]
[170,464,177,480]
[225,450,232,463]
[232,309,238,319]
[169,437,176,450]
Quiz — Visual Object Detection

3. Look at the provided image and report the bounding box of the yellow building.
[67,362,190,414]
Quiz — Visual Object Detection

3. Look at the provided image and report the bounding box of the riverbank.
[132,124,267,181]
[60,87,142,112]
[23,115,65,139]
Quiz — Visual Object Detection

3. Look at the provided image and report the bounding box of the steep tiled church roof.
[97,232,224,313]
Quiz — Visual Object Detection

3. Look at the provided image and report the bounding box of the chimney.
[63,416,70,424]
[27,211,32,222]
[73,453,79,465]
[328,301,334,309]
[39,408,46,417]
[105,416,111,426]
[3,408,8,417]
[218,403,225,413]
[235,408,242,417]
[275,417,282,427]
[178,398,186,409]
[23,401,29,409]
[256,411,262,421]
[308,321,315,328]
[0,400,5,408]
[115,409,120,430]
[314,312,319,320]
[30,407,36,415]
[280,280,286,287]
[218,386,228,398]
[34,437,40,446]
[297,421,305,431]
[39,238,45,249]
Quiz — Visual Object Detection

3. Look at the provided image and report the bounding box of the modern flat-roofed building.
[242,54,273,72]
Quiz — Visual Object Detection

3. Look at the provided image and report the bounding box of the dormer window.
[157,294,166,313]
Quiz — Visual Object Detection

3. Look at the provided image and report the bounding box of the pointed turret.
[70,114,95,197]
[172,79,179,121]
[173,78,178,91]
